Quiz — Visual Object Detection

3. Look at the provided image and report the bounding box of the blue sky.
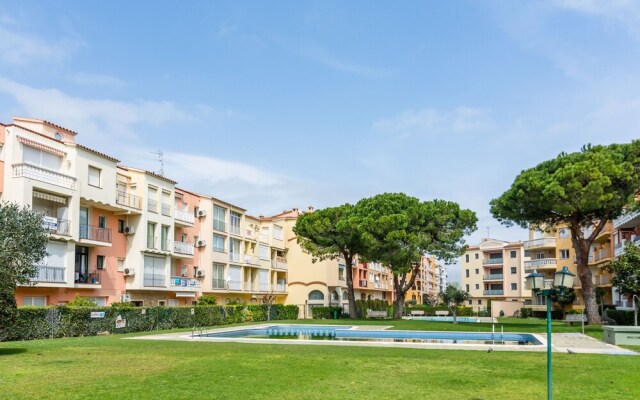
[1,1,640,282]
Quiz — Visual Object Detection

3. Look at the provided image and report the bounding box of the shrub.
[311,306,343,319]
[66,295,97,307]
[607,310,636,326]
[520,308,532,318]
[197,295,217,305]
[499,310,505,317]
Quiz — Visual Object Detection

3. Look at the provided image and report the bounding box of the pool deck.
[127,324,637,355]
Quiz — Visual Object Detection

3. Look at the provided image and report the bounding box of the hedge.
[354,299,389,318]
[2,304,299,342]
[607,310,637,326]
[311,306,343,319]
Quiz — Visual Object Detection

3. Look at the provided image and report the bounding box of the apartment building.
[461,238,531,312]
[522,223,615,311]
[405,256,440,304]
[612,207,640,309]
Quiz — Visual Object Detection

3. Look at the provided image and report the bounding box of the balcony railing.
[75,270,101,285]
[229,253,241,263]
[213,220,226,232]
[143,274,166,287]
[79,225,112,243]
[161,203,171,217]
[483,289,504,296]
[174,208,194,224]
[483,274,504,280]
[592,249,610,263]
[272,283,286,292]
[243,255,259,265]
[595,275,610,286]
[173,241,194,256]
[524,258,557,270]
[212,278,226,289]
[116,191,142,210]
[32,266,65,283]
[227,280,242,290]
[229,225,241,236]
[613,209,640,229]
[169,276,201,289]
[148,199,158,213]
[42,217,71,236]
[271,256,288,270]
[483,258,503,265]
[615,236,640,257]
[13,163,76,190]
[524,237,556,249]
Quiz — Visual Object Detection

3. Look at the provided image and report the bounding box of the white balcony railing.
[173,241,194,256]
[229,253,241,263]
[243,255,259,265]
[116,191,143,210]
[524,237,556,249]
[143,274,166,287]
[229,225,241,236]
[13,163,76,190]
[42,217,71,236]
[174,208,194,224]
[613,209,640,229]
[227,280,242,290]
[271,256,288,270]
[32,266,65,283]
[272,283,286,292]
[483,258,503,265]
[524,258,557,271]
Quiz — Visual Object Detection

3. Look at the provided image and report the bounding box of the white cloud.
[70,72,126,88]
[552,0,640,39]
[372,106,492,137]
[299,44,391,78]
[0,23,83,66]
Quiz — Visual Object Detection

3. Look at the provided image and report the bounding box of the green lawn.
[1,319,637,400]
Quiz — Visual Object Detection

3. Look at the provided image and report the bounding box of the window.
[260,227,269,240]
[168,299,179,307]
[98,216,106,229]
[475,284,479,290]
[477,299,482,305]
[308,290,325,301]
[510,250,517,258]
[161,225,170,251]
[273,225,283,240]
[212,263,225,289]
[511,283,517,290]
[23,296,46,306]
[465,254,469,263]
[147,222,156,248]
[213,206,226,231]
[559,228,569,238]
[117,258,125,272]
[560,249,570,259]
[212,234,225,252]
[118,219,125,233]
[465,269,469,278]
[193,206,199,218]
[259,244,269,260]
[181,265,187,276]
[96,255,105,270]
[468,300,473,305]
[88,166,101,187]
[510,267,517,274]
[465,284,469,292]
[23,145,61,170]
[475,269,479,274]
[92,297,106,307]
[338,264,345,281]
[475,253,479,259]
[230,211,241,235]
[143,255,166,287]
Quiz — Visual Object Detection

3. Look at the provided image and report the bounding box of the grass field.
[1,318,638,400]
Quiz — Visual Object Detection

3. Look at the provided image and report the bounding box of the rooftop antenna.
[486,226,490,238]
[150,150,164,176]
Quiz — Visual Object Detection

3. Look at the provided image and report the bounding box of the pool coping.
[125,323,637,355]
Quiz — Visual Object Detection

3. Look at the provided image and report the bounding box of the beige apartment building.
[461,238,531,312]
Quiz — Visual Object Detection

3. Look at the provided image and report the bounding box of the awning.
[33,191,67,204]
[175,292,197,298]
[17,136,66,156]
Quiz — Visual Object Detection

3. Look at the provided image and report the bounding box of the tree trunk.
[392,263,421,319]
[394,289,405,319]
[570,223,603,325]
[344,253,357,319]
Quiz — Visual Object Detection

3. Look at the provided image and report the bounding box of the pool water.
[200,325,541,345]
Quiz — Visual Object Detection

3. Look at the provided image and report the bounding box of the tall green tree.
[609,241,640,325]
[440,284,470,324]
[355,193,477,319]
[490,141,640,324]
[0,203,49,339]
[293,204,362,318]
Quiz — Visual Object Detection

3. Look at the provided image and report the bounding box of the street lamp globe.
[553,266,575,290]
[525,270,545,292]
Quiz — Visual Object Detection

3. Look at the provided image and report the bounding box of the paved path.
[546,333,636,355]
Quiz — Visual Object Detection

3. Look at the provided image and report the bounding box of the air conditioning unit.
[124,226,135,235]
[196,270,205,278]
[121,294,131,302]
[197,210,207,218]
[124,268,135,276]
[195,239,206,248]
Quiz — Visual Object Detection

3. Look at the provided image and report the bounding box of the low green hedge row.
[3,304,299,341]
[606,309,637,326]
[311,306,343,319]
[354,299,389,318]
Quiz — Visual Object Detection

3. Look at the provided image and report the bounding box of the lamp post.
[526,266,575,400]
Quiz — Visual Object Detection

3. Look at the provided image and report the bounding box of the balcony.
[483,258,503,265]
[483,289,504,296]
[79,225,112,244]
[169,276,201,290]
[75,270,102,287]
[42,217,71,236]
[148,199,158,213]
[613,209,640,229]
[229,253,241,263]
[213,220,226,233]
[229,225,241,236]
[594,275,611,286]
[211,278,227,290]
[13,163,76,190]
[483,274,504,281]
[524,258,557,271]
[147,237,171,252]
[359,279,368,288]
[591,249,611,264]
[243,255,259,265]
[272,283,287,292]
[144,274,166,287]
[116,191,143,210]
[32,265,65,283]
[524,237,556,250]
[615,236,640,257]
[161,203,171,217]
[271,256,288,270]
[174,208,194,225]
[173,241,194,256]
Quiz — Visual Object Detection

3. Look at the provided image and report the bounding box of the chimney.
[308,206,314,212]
[292,208,299,213]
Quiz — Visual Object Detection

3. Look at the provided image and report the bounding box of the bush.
[197,295,217,305]
[4,304,300,342]
[520,308,532,318]
[311,306,343,319]
[66,295,97,307]
[499,310,505,317]
[607,309,636,326]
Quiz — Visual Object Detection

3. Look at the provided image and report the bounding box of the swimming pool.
[199,324,541,345]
